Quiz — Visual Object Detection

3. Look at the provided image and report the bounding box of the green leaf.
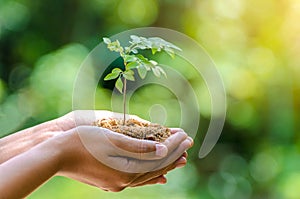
[152,67,161,77]
[137,65,147,79]
[148,37,182,52]
[126,61,139,69]
[104,72,119,81]
[130,35,141,43]
[115,77,123,93]
[124,69,134,75]
[107,40,124,53]
[104,68,122,80]
[124,47,130,53]
[151,47,158,54]
[143,60,157,70]
[156,66,167,78]
[124,55,137,62]
[166,42,182,51]
[136,54,148,62]
[164,47,175,58]
[131,49,138,54]
[112,68,122,73]
[143,63,151,71]
[149,60,158,66]
[129,35,152,51]
[123,73,135,81]
[137,55,153,69]
[103,37,111,44]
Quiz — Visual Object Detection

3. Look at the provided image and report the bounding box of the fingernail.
[156,144,168,157]
[187,137,194,146]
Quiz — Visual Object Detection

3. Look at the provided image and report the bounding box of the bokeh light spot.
[220,154,249,177]
[247,47,276,80]
[118,0,158,26]
[280,172,300,199]
[30,44,89,115]
[149,104,167,125]
[250,152,279,182]
[0,1,30,31]
[227,69,259,100]
[227,101,256,128]
[208,172,252,199]
[212,0,245,19]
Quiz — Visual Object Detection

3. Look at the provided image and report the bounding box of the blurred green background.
[1,0,300,198]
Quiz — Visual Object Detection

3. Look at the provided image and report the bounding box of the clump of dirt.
[93,118,171,142]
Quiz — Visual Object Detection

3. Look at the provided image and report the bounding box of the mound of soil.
[93,118,171,142]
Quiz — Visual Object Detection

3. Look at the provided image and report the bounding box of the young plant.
[103,35,181,124]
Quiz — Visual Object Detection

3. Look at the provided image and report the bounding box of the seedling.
[103,35,181,124]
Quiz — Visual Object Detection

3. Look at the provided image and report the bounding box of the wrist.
[52,129,83,176]
[16,120,61,147]
[0,135,64,198]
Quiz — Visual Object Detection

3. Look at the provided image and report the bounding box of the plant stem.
[123,77,127,125]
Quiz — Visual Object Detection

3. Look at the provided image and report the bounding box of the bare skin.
[0,110,193,198]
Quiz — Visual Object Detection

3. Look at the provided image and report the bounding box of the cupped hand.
[56,125,193,192]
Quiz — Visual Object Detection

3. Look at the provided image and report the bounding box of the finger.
[78,125,168,160]
[76,126,192,173]
[170,128,184,134]
[182,151,188,158]
[114,137,192,173]
[162,130,188,154]
[72,111,164,160]
[131,175,167,187]
[174,156,187,168]
[130,163,176,186]
[105,129,168,160]
[76,126,166,174]
[172,152,188,168]
[153,137,193,171]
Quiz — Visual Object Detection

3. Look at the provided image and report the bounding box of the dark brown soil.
[93,118,171,142]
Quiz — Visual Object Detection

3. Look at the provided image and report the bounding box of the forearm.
[0,135,63,198]
[0,119,63,164]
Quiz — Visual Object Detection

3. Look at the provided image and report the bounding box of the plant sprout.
[103,35,181,124]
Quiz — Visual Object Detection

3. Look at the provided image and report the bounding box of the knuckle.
[177,130,188,138]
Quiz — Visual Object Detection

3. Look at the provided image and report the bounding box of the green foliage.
[103,35,181,93]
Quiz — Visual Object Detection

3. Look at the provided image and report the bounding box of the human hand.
[0,110,115,163]
[56,125,193,191]
[0,110,162,163]
[55,110,151,131]
[0,110,193,197]
[55,109,193,168]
